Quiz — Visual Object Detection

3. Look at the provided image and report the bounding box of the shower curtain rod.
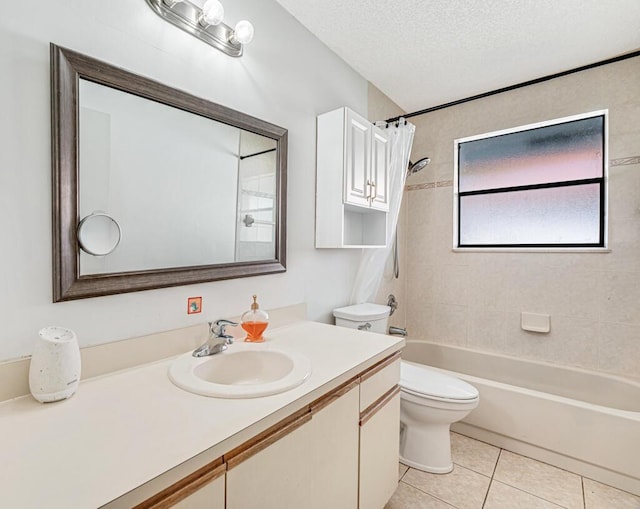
[384,48,640,125]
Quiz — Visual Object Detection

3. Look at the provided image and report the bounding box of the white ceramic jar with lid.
[29,326,81,403]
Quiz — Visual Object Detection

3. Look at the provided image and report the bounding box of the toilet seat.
[400,361,479,402]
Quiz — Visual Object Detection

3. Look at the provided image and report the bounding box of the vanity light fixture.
[145,0,254,57]
[198,0,224,27]
[230,19,254,45]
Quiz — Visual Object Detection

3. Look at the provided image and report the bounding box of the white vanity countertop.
[0,321,403,508]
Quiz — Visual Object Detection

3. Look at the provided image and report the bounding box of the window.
[454,111,607,249]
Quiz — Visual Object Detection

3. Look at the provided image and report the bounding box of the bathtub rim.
[403,339,640,412]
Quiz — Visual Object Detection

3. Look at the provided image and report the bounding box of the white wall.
[0,0,369,361]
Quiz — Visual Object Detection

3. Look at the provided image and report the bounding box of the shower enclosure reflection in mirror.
[51,44,287,302]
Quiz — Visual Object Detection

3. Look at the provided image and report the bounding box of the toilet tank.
[333,303,390,334]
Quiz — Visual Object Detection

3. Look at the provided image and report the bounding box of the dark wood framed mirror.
[51,44,287,302]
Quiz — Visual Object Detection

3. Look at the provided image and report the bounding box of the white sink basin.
[168,344,312,398]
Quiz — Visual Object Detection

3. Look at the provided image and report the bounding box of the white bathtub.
[402,340,640,496]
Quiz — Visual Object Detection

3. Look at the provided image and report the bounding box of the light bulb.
[199,0,224,26]
[231,20,254,45]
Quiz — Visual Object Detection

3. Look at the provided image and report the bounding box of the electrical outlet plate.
[187,297,202,315]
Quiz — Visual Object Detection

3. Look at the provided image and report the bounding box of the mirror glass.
[78,79,277,275]
[51,44,287,301]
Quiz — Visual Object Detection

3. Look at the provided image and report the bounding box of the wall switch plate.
[521,312,550,333]
[187,297,202,315]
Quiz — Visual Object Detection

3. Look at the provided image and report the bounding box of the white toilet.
[333,303,479,474]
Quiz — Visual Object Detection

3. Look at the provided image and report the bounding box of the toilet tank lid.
[333,303,391,321]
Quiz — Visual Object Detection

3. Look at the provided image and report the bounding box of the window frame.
[453,110,609,251]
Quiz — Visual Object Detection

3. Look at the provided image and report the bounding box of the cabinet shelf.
[342,205,386,248]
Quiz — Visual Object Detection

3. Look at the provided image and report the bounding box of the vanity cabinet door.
[359,387,401,509]
[225,382,360,509]
[225,410,314,509]
[358,352,402,509]
[309,381,360,509]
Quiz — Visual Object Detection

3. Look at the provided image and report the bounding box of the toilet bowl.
[332,303,480,474]
[400,361,478,473]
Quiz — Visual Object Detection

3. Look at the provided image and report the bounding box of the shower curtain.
[349,120,415,305]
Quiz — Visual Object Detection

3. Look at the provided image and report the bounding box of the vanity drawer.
[359,352,401,412]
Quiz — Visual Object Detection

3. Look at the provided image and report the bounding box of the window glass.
[459,116,604,193]
[455,112,606,248]
[459,184,601,246]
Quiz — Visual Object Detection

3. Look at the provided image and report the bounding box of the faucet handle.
[209,319,239,341]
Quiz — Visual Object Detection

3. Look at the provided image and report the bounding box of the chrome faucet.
[388,326,408,337]
[192,319,239,357]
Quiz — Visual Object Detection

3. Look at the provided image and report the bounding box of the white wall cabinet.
[316,107,390,248]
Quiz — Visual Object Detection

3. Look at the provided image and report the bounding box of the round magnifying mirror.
[77,212,122,256]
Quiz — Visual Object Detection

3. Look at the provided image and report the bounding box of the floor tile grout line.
[498,446,591,480]
[401,469,569,509]
[481,448,503,508]
[398,478,461,509]
[581,476,586,509]
[490,479,569,509]
[482,447,572,509]
[490,448,502,480]
[582,474,640,500]
[495,449,586,508]
[451,460,497,479]
[402,462,492,509]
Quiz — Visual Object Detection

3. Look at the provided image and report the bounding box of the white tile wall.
[402,55,640,379]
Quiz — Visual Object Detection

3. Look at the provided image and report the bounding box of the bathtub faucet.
[389,326,407,337]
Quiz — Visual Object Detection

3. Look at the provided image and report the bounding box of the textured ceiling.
[273,0,640,113]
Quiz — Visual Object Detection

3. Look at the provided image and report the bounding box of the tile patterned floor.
[385,432,640,509]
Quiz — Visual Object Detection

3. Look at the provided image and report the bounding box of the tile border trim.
[406,180,453,191]
[611,156,640,167]
[405,156,639,193]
